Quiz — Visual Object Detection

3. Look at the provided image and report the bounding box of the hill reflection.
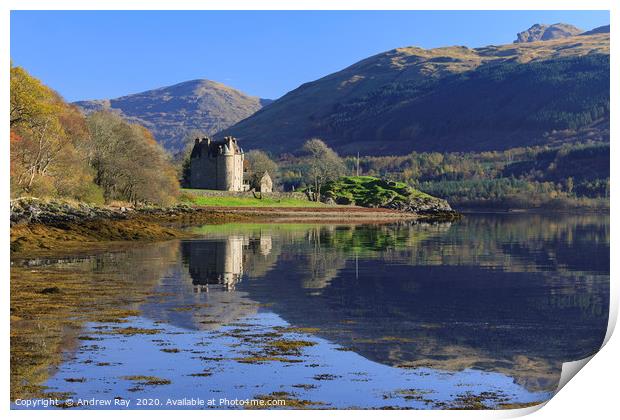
[173,214,609,391]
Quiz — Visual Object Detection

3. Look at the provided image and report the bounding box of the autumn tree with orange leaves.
[10,65,102,201]
[10,64,179,205]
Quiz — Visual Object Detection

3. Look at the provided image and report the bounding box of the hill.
[580,25,610,36]
[221,29,609,155]
[513,23,582,43]
[74,79,272,152]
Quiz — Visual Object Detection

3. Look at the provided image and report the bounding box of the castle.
[189,136,245,191]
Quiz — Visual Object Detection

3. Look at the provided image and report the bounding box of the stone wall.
[190,154,217,189]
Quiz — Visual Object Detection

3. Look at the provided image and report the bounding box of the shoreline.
[457,207,610,215]
[10,198,458,259]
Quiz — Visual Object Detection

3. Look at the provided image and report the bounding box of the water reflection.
[12,213,610,408]
[10,242,181,401]
[180,232,279,292]
[182,237,245,292]
[177,215,609,392]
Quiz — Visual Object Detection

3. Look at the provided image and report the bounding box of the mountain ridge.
[74,23,610,156]
[580,24,610,36]
[513,23,583,43]
[74,79,272,152]
[219,30,609,155]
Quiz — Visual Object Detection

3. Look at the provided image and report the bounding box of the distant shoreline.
[457,207,609,215]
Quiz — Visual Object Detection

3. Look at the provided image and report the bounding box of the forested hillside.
[222,31,609,155]
[276,140,609,210]
[323,54,609,153]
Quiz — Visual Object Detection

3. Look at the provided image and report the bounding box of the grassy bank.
[320,177,458,220]
[180,189,327,207]
[322,176,433,206]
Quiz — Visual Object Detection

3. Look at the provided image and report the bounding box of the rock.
[9,198,206,228]
[136,203,196,217]
[385,195,460,220]
[10,198,127,227]
[40,287,61,294]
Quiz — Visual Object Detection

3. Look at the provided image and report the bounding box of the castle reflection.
[182,233,274,292]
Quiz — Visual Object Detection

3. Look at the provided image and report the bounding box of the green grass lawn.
[180,189,327,208]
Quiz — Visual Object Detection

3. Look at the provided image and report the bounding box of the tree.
[301,139,346,201]
[10,67,65,193]
[10,65,53,128]
[245,150,278,190]
[86,111,179,205]
[11,64,179,205]
[130,126,180,205]
[10,64,103,202]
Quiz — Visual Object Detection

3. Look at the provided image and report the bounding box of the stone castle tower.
[189,136,244,191]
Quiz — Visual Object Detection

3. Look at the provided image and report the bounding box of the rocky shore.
[10,197,459,256]
[385,194,459,220]
[10,198,248,256]
[10,198,196,227]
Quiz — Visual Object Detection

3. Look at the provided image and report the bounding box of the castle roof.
[191,136,244,159]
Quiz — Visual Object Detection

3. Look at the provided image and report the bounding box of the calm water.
[13,213,610,409]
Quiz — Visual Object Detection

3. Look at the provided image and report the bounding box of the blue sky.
[10,10,610,102]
